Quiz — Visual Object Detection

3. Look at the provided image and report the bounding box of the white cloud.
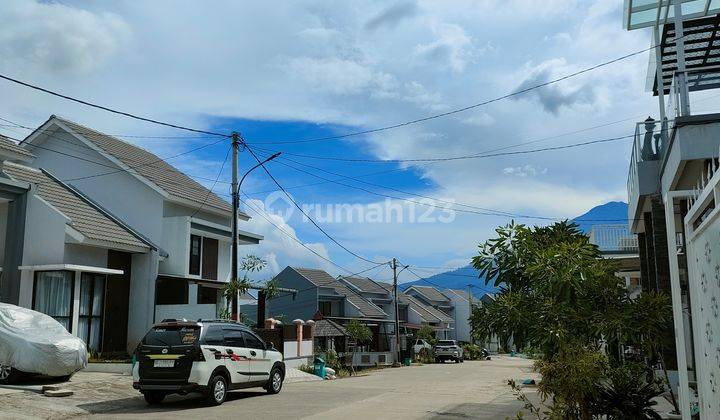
[414,23,474,73]
[0,0,130,74]
[503,164,547,177]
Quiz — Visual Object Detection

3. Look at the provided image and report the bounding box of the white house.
[1,116,262,354]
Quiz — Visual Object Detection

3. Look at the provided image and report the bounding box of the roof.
[49,117,241,216]
[292,268,387,319]
[0,135,34,161]
[3,162,149,251]
[367,280,454,324]
[406,285,451,303]
[623,0,720,31]
[313,319,348,337]
[341,275,390,295]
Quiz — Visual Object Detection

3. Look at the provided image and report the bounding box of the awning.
[624,0,720,30]
[18,264,123,275]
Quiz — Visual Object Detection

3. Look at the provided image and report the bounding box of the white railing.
[589,224,639,253]
[627,119,668,204]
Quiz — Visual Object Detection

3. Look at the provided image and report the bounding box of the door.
[222,327,251,385]
[103,251,131,353]
[242,330,272,381]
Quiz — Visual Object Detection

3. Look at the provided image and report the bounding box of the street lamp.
[230,143,281,321]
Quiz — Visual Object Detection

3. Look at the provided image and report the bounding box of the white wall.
[30,127,165,244]
[127,251,159,353]
[443,291,471,343]
[64,243,107,267]
[0,201,7,268]
[159,216,189,276]
[22,193,66,266]
[155,303,217,323]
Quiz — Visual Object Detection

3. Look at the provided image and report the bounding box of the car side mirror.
[267,342,276,351]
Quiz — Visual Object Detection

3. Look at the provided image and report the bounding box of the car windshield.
[437,340,455,346]
[142,326,199,346]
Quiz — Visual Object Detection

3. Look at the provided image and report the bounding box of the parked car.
[132,319,285,406]
[412,339,432,354]
[0,303,87,384]
[434,340,464,363]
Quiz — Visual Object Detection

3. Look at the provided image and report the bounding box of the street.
[0,357,538,419]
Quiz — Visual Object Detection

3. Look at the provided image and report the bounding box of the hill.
[402,201,630,293]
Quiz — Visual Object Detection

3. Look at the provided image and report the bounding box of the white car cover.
[0,303,87,377]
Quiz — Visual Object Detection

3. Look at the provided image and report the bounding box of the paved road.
[1,357,538,419]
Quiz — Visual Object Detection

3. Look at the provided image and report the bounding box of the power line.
[242,142,386,265]
[191,146,231,218]
[251,133,635,163]
[0,74,229,137]
[243,42,668,145]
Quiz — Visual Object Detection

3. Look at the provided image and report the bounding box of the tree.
[417,324,436,345]
[221,255,267,319]
[345,319,372,375]
[471,221,672,419]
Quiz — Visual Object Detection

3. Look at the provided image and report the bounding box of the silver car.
[433,340,464,363]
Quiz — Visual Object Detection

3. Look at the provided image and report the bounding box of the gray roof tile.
[293,268,387,319]
[362,280,454,324]
[54,117,240,216]
[0,135,34,160]
[3,163,149,250]
[340,276,390,295]
[407,285,451,303]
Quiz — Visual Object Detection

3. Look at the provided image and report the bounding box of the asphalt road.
[1,356,539,419]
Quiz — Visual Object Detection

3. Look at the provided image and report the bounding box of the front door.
[103,251,131,353]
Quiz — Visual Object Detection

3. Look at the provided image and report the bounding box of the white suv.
[434,340,464,363]
[132,320,285,405]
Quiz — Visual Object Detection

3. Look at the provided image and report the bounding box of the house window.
[155,277,189,305]
[319,301,333,317]
[197,285,219,305]
[399,306,408,322]
[79,273,106,352]
[189,235,202,276]
[33,271,74,331]
[189,235,219,280]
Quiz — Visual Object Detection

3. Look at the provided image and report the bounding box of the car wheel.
[0,364,19,384]
[143,391,166,405]
[206,374,228,406]
[266,367,283,394]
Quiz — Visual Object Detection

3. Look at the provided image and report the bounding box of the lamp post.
[230,132,280,320]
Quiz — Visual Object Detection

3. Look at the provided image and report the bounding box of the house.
[339,275,454,345]
[1,116,262,354]
[267,267,395,357]
[404,285,457,340]
[0,136,153,353]
[623,3,720,417]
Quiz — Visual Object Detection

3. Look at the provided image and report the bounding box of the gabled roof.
[364,280,454,324]
[406,285,451,303]
[314,318,348,337]
[340,275,390,295]
[444,288,472,302]
[3,162,149,251]
[0,135,34,162]
[39,116,243,217]
[291,268,387,319]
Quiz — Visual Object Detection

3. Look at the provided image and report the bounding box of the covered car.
[0,303,87,383]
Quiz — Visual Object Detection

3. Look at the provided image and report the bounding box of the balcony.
[627,120,663,232]
[589,224,639,254]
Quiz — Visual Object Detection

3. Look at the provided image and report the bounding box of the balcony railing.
[589,224,639,253]
[627,119,668,204]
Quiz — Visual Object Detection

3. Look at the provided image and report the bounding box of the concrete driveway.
[0,356,539,419]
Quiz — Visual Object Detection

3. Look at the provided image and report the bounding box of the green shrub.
[462,343,482,360]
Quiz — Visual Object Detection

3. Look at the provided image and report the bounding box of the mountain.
[402,201,629,293]
[401,266,497,297]
[572,201,628,233]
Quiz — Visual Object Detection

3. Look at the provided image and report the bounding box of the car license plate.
[154,359,174,368]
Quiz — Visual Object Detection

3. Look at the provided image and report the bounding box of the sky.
[1,0,706,283]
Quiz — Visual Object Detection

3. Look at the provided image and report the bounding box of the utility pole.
[392,258,401,365]
[230,132,240,320]
[467,284,474,345]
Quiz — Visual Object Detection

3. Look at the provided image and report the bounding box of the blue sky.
[2,0,703,282]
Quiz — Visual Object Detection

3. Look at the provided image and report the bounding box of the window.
[202,325,224,345]
[155,277,189,305]
[222,327,245,347]
[319,301,332,316]
[189,235,202,276]
[242,331,265,350]
[79,273,106,352]
[189,235,219,279]
[201,237,218,280]
[197,285,219,304]
[33,271,73,331]
[142,326,199,346]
